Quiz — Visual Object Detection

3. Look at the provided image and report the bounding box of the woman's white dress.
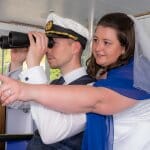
[113,99,150,150]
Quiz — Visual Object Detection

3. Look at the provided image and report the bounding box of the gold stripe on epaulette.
[46,30,78,40]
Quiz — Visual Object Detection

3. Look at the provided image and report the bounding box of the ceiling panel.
[0,0,149,28]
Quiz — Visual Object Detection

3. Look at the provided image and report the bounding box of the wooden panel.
[0,106,6,150]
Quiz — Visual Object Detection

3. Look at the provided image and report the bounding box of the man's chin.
[49,65,58,69]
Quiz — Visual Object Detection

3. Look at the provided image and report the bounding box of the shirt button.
[25,77,29,81]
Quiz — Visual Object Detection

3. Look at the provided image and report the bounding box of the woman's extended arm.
[0,74,137,115]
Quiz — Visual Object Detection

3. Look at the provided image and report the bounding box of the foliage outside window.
[0,49,10,74]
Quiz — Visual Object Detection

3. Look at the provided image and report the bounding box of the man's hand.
[26,31,48,68]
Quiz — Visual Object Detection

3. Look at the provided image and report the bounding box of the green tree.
[0,49,10,74]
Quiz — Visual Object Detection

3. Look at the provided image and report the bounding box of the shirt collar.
[63,67,87,84]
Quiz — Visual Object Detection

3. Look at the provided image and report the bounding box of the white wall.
[137,15,150,36]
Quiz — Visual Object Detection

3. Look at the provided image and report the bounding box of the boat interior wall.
[0,1,149,150]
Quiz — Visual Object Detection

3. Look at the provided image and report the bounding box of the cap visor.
[46,33,69,39]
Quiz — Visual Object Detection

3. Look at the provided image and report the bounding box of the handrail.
[0,134,33,142]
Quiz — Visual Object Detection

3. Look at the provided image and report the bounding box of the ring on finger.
[7,89,12,96]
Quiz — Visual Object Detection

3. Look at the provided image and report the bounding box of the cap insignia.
[45,21,53,31]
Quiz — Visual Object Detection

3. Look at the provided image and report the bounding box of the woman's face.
[92,25,125,67]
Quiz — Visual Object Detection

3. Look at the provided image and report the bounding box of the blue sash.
[82,59,150,150]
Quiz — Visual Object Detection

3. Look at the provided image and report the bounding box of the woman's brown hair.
[86,12,135,79]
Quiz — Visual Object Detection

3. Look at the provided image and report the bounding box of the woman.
[0,12,150,150]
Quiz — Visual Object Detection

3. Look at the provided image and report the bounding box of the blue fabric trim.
[82,59,150,150]
[82,114,113,150]
[95,59,150,99]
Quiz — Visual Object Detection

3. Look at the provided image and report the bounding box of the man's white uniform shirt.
[20,66,88,144]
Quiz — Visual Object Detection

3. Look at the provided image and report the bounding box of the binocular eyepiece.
[0,31,55,49]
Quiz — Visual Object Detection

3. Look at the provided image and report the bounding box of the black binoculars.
[0,31,55,49]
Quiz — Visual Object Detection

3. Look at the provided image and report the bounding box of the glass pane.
[0,48,10,74]
[50,68,61,81]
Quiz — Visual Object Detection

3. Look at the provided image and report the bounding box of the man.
[8,13,94,150]
[7,48,29,110]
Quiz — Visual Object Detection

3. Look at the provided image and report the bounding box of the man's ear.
[72,41,82,54]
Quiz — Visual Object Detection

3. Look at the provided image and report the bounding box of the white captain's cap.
[45,13,89,49]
